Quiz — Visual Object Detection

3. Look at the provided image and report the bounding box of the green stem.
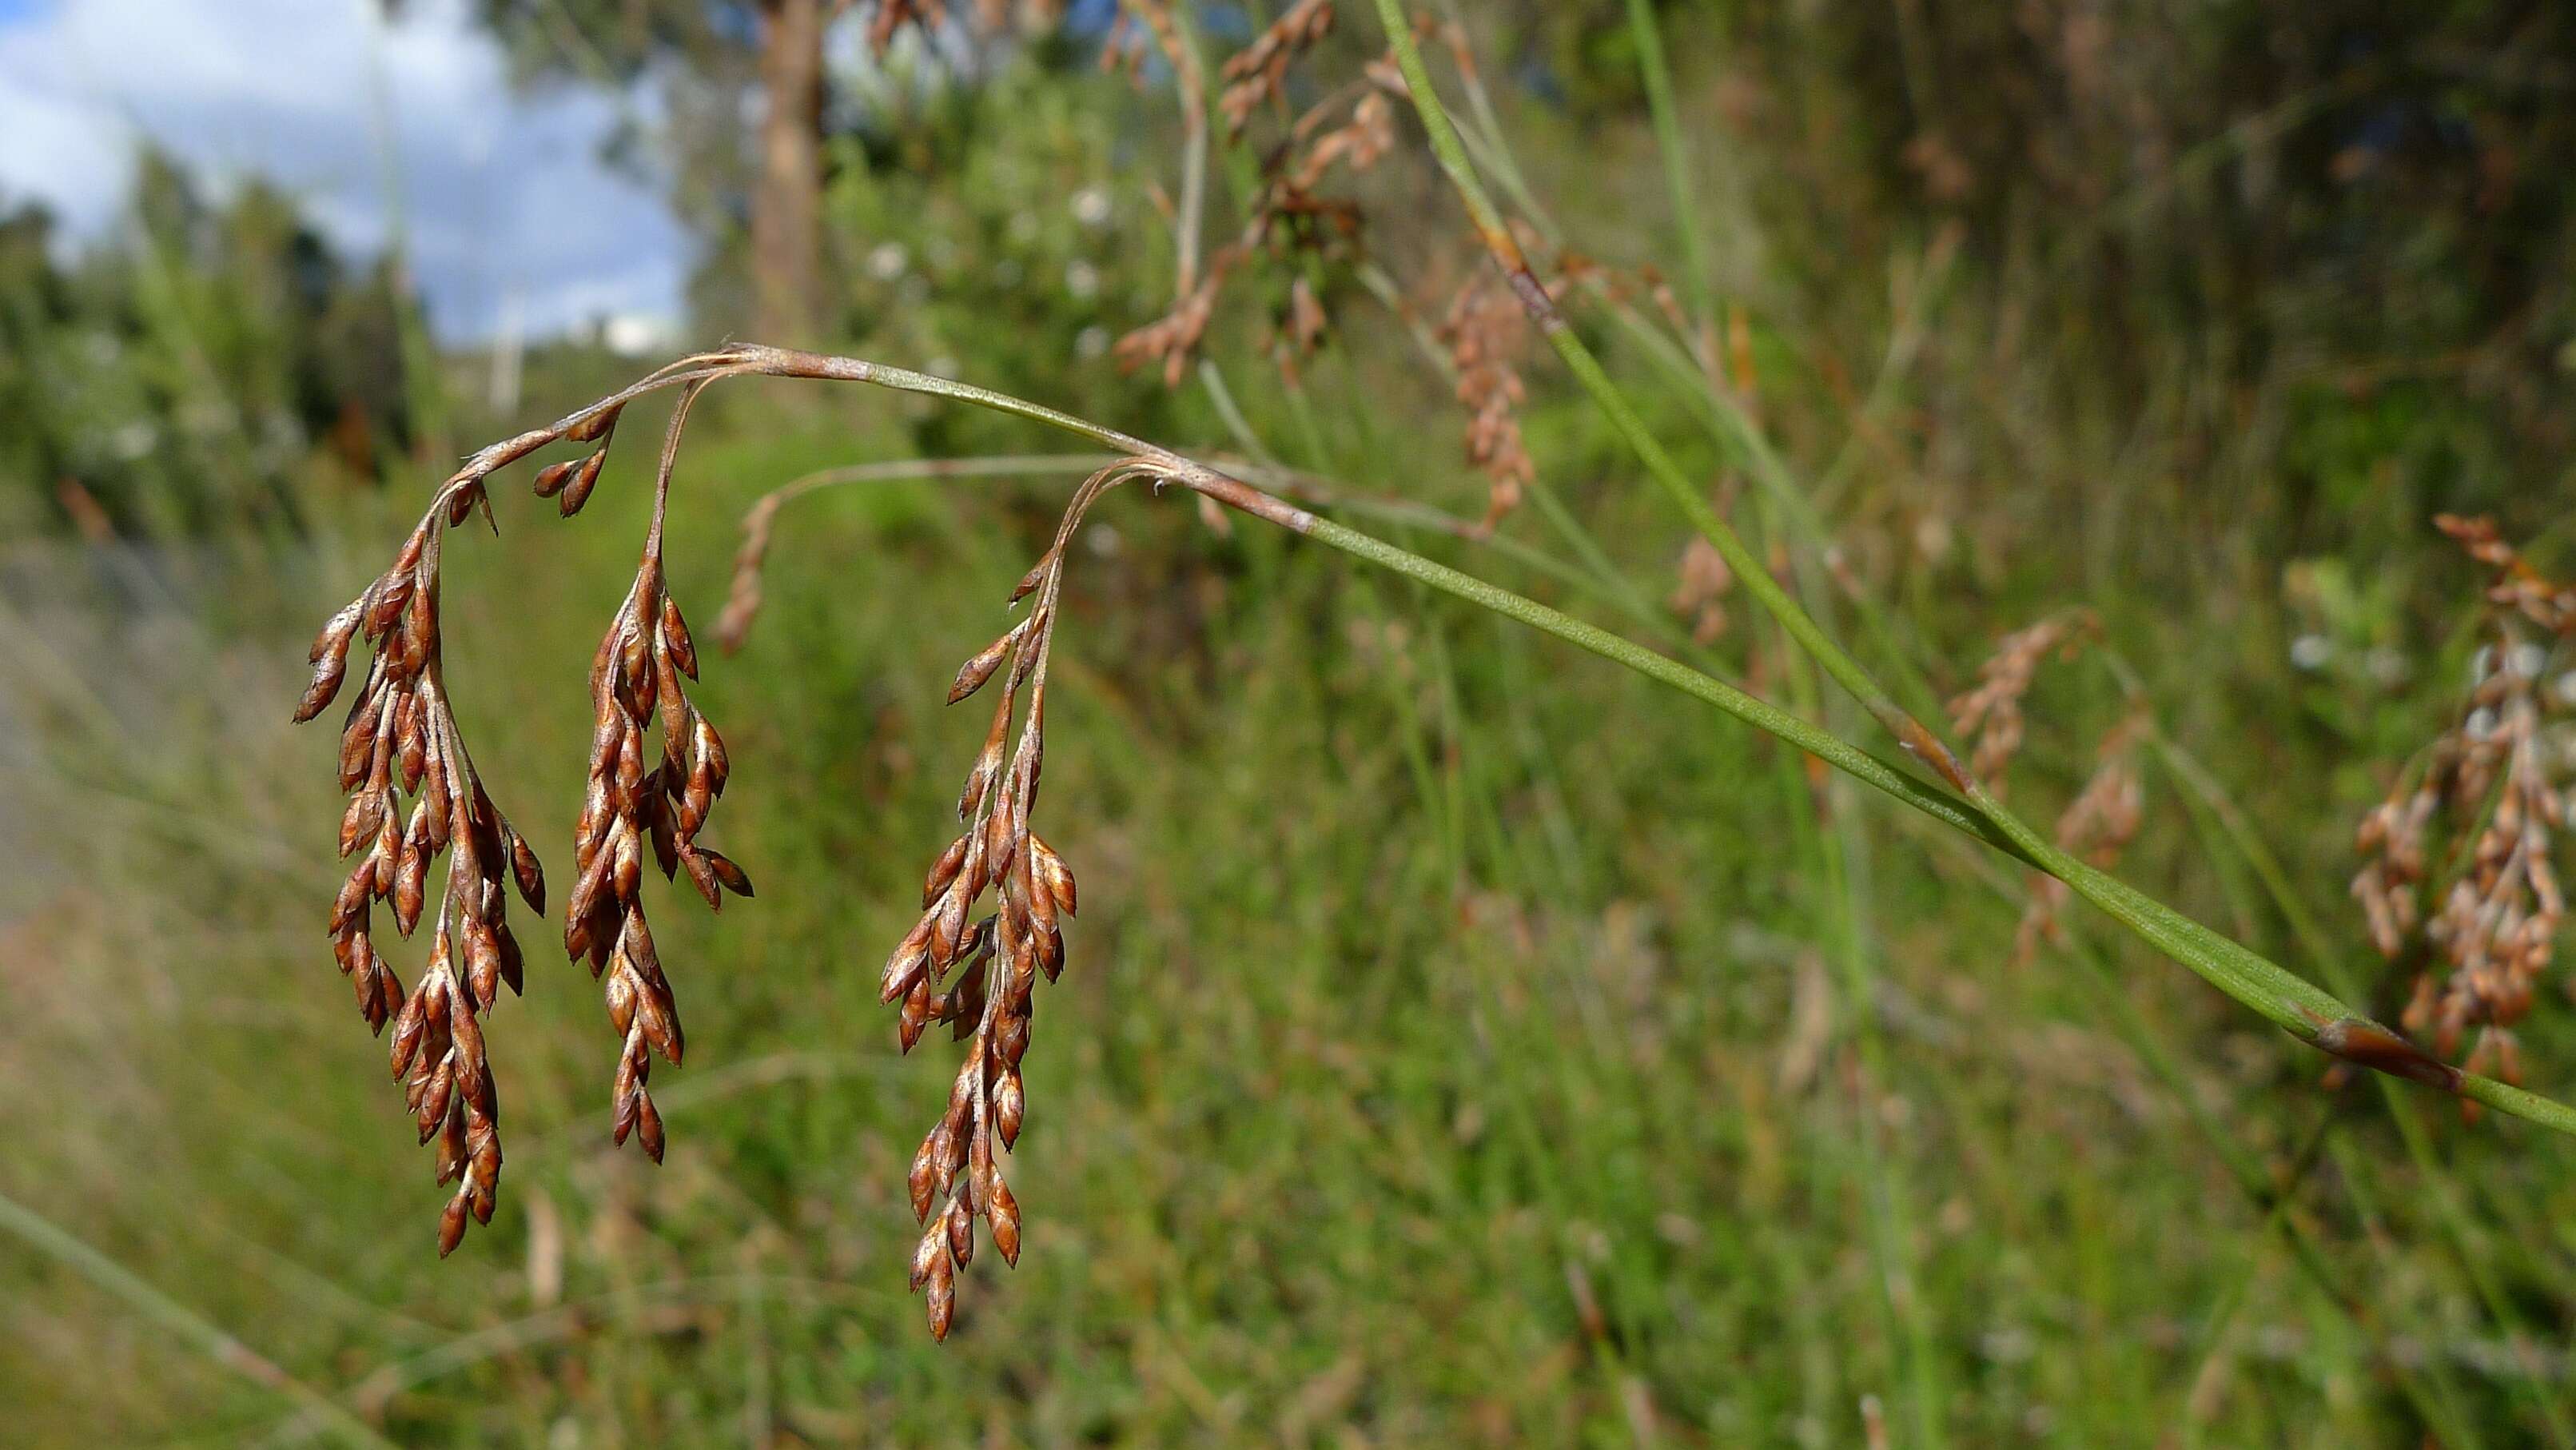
[452,345,2576,1141]
[0,1189,400,1448]
[1362,3,2576,1125]
[1369,0,1945,777]
[1622,0,1714,324]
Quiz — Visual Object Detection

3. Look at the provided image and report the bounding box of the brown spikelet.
[1947,612,2100,789]
[1668,534,1736,646]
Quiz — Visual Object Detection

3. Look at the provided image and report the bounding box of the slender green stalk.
[1750,469,1945,1444]
[1901,805,2485,1444]
[457,345,2576,1145]
[2145,723,2574,1438]
[0,1189,400,1449]
[1360,2,2576,1126]
[1622,0,1714,324]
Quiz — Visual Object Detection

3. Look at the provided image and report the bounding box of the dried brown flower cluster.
[1947,612,2098,787]
[297,454,566,1253]
[1113,6,1395,388]
[878,463,1141,1338]
[2016,716,2147,961]
[297,364,765,1250]
[1217,0,1335,133]
[1439,274,1536,530]
[1113,182,1364,387]
[2353,516,2572,1090]
[561,388,753,1165]
[1668,534,1735,645]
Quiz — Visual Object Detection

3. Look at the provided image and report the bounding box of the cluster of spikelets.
[1944,518,2570,1093]
[561,507,751,1164]
[297,346,1153,1339]
[1437,273,1539,530]
[1946,611,2099,791]
[297,384,754,1257]
[874,462,1171,1338]
[2353,515,2572,1100]
[1940,611,2144,962]
[1108,2,1394,388]
[297,473,548,1254]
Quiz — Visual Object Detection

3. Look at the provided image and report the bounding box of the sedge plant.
[293,332,2576,1341]
[279,8,2576,1348]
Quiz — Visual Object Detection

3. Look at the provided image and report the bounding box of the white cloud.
[0,0,691,342]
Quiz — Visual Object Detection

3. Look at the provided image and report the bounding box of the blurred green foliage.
[0,150,428,540]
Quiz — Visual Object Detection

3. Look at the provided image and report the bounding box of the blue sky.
[0,0,689,342]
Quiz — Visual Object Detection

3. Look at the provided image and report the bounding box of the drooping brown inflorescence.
[1438,273,1537,532]
[1216,0,1336,133]
[2353,516,2571,1101]
[1947,612,2098,790]
[1111,179,1366,388]
[1113,3,1392,391]
[878,461,1146,1339]
[298,359,763,1249]
[563,383,753,1164]
[2016,715,2148,962]
[1669,534,1736,646]
[297,461,550,1255]
[715,490,784,656]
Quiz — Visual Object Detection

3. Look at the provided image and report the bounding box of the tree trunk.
[752,0,824,340]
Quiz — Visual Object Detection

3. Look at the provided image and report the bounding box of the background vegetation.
[4,1,2574,1444]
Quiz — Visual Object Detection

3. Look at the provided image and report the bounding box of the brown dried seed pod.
[949,625,1021,704]
[559,451,607,516]
[660,593,698,680]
